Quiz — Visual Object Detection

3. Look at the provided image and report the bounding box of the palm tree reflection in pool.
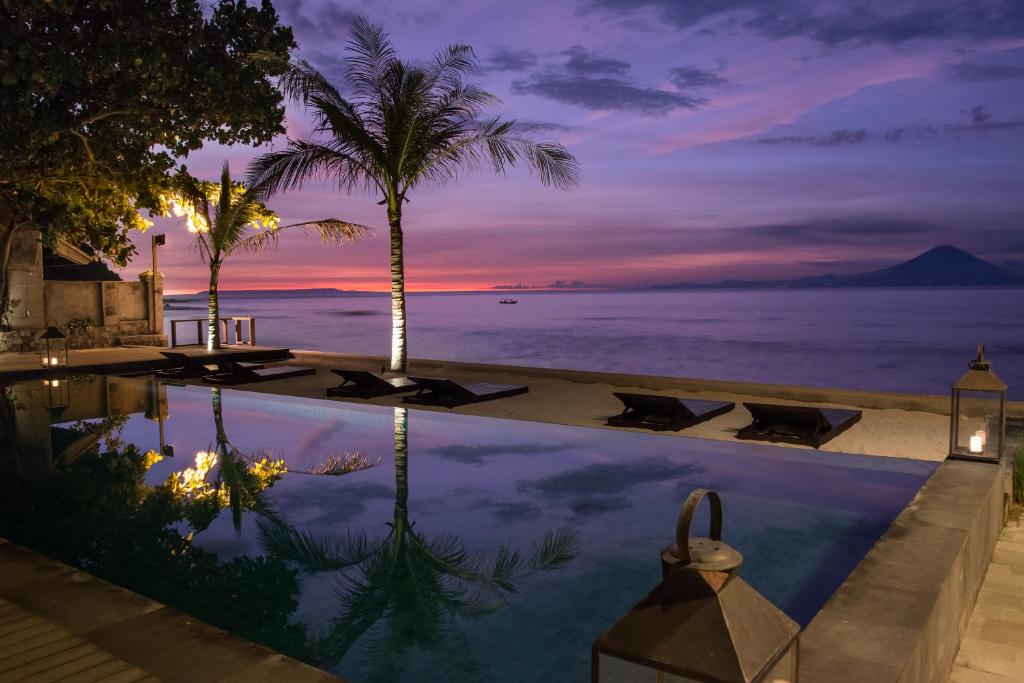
[173,387,286,534]
[259,407,581,680]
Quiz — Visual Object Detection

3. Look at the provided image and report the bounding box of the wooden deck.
[0,598,155,682]
[0,346,292,382]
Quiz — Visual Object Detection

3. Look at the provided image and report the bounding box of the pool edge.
[799,458,1008,682]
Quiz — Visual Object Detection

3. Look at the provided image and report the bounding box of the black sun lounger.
[403,377,528,409]
[606,392,735,432]
[156,351,264,379]
[327,369,419,399]
[203,364,316,386]
[736,402,862,449]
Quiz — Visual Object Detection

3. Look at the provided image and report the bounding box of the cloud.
[581,0,1024,46]
[669,66,729,89]
[482,48,539,72]
[754,129,868,146]
[512,74,705,114]
[946,62,1024,81]
[561,45,631,76]
[510,44,706,114]
[722,215,941,247]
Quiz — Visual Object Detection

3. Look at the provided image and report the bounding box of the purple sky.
[134,0,1024,293]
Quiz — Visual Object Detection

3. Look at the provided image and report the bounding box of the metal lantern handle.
[674,488,723,566]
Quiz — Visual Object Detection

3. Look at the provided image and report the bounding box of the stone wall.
[2,230,166,350]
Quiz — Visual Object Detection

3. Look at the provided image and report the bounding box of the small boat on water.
[499,298,518,304]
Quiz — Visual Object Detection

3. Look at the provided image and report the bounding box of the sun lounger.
[203,364,315,386]
[736,402,862,448]
[326,369,419,399]
[156,351,264,379]
[403,377,528,408]
[606,392,735,431]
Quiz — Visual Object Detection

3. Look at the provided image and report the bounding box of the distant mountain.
[167,287,380,301]
[657,245,1024,290]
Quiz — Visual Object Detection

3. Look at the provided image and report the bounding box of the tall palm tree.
[172,163,370,351]
[258,408,580,679]
[247,18,581,372]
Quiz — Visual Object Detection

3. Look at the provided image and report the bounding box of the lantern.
[41,378,70,415]
[592,489,800,683]
[949,344,1006,464]
[38,326,69,368]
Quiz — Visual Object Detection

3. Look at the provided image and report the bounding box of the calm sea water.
[166,288,1024,398]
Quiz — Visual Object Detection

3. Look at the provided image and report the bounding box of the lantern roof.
[39,326,66,340]
[594,569,799,683]
[954,344,1007,392]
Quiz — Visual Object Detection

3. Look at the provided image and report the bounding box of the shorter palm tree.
[167,163,370,350]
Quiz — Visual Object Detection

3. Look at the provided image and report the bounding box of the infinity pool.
[0,375,936,681]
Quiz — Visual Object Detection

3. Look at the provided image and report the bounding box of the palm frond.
[257,517,377,572]
[247,139,379,197]
[527,526,581,572]
[345,15,397,100]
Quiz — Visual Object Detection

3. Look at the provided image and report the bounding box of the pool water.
[0,375,936,682]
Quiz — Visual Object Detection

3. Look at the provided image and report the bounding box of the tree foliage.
[0,0,296,265]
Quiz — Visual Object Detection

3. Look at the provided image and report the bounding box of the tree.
[168,164,369,350]
[247,17,580,372]
[0,0,296,322]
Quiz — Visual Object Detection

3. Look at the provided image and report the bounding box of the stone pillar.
[5,229,44,333]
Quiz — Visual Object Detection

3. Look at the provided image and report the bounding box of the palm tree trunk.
[211,387,227,445]
[393,407,409,520]
[207,261,221,351]
[388,206,408,373]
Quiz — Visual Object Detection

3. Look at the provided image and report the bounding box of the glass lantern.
[39,326,69,368]
[592,489,800,683]
[949,344,1006,464]
[41,377,70,415]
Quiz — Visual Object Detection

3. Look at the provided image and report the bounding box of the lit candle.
[51,357,59,366]
[969,435,983,454]
[974,430,987,448]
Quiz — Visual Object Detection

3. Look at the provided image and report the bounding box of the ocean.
[165,288,1024,399]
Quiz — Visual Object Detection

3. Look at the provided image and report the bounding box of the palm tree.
[257,408,580,679]
[171,163,370,351]
[247,18,581,372]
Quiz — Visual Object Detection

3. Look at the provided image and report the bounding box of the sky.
[134,0,1024,293]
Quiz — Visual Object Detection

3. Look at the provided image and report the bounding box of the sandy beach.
[184,351,963,462]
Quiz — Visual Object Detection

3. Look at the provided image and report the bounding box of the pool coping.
[799,457,1010,682]
[0,538,344,683]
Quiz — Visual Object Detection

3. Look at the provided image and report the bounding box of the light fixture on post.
[592,489,800,683]
[38,326,69,368]
[949,343,1006,464]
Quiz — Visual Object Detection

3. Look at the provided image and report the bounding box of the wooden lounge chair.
[736,403,862,449]
[403,377,528,409]
[156,351,264,380]
[606,392,735,432]
[326,369,419,399]
[203,363,316,386]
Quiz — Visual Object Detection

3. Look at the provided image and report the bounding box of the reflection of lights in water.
[165,450,286,503]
